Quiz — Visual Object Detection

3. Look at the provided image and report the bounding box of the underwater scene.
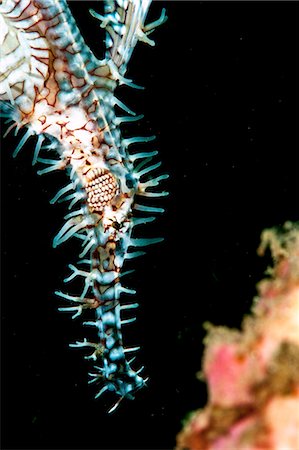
[1,1,298,449]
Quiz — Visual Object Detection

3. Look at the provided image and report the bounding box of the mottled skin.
[0,0,167,409]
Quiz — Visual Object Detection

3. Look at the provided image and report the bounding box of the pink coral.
[177,223,299,450]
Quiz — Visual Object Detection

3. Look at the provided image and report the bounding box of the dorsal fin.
[90,0,167,76]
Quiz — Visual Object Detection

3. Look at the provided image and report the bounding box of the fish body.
[0,0,167,411]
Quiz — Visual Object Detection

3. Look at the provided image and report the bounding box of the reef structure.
[177,223,299,450]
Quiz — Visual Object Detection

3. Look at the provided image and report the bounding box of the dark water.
[1,1,298,449]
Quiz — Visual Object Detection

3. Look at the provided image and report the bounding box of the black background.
[1,1,298,449]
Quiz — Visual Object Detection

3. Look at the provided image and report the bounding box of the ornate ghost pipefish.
[0,0,168,412]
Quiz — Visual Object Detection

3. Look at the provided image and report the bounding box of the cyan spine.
[0,0,167,412]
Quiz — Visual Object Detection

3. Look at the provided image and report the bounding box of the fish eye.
[125,173,136,189]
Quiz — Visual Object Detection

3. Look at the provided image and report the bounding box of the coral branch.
[177,222,299,450]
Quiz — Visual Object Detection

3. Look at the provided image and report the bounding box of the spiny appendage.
[0,0,168,406]
[90,1,167,76]
[69,298,146,413]
[55,225,146,411]
[2,131,168,410]
[50,155,168,409]
[2,92,169,408]
[86,299,146,410]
